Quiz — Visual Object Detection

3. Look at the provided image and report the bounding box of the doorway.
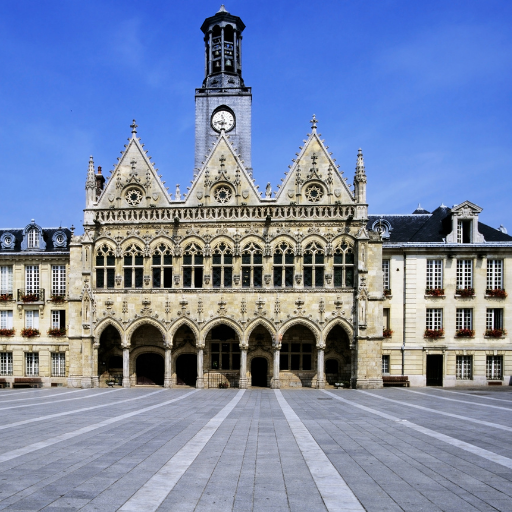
[251,357,268,387]
[136,353,164,385]
[426,355,443,386]
[176,354,197,386]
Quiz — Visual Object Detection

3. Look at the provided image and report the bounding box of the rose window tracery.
[304,184,324,202]
[214,186,233,204]
[125,188,143,206]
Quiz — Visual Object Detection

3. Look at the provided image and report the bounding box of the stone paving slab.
[0,387,512,511]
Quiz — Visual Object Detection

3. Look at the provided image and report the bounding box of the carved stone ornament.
[242,190,249,199]
[295,274,302,285]
[334,188,341,198]
[233,274,241,285]
[173,275,180,285]
[152,192,159,201]
[143,275,151,286]
[115,275,122,285]
[287,190,294,198]
[264,274,272,285]
[108,194,115,202]
[325,273,332,285]
[196,191,203,200]
[204,274,211,285]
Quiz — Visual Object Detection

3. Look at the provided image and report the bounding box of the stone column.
[92,343,99,388]
[196,348,204,389]
[233,31,238,73]
[122,346,130,388]
[271,348,280,389]
[221,27,225,72]
[239,348,248,389]
[317,348,325,389]
[164,346,172,388]
[208,32,213,76]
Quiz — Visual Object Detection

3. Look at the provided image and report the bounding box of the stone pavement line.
[322,390,512,471]
[433,387,512,403]
[0,388,87,404]
[357,390,512,432]
[0,389,120,411]
[398,387,512,411]
[119,389,245,512]
[275,390,364,512]
[0,388,146,431]
[0,390,198,464]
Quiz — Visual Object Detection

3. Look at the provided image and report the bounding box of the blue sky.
[1,0,511,232]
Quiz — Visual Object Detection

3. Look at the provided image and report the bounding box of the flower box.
[21,328,40,338]
[21,293,40,303]
[50,295,66,304]
[424,328,444,339]
[456,288,475,298]
[425,288,444,297]
[48,328,66,337]
[384,289,392,297]
[485,329,507,338]
[383,328,393,338]
[0,293,13,302]
[486,289,508,298]
[0,328,15,337]
[455,328,475,338]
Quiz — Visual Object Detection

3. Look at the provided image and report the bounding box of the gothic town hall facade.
[1,7,511,390]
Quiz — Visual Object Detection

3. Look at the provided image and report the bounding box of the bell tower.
[195,5,252,172]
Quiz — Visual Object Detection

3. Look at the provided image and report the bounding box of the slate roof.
[368,206,512,244]
[0,228,71,253]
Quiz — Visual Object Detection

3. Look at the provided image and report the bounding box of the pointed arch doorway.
[176,354,197,386]
[251,357,268,387]
[136,353,164,385]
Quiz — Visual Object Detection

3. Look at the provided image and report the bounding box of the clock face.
[211,110,235,132]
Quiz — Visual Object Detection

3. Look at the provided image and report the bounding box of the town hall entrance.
[251,357,268,387]
[176,354,197,386]
[136,353,164,385]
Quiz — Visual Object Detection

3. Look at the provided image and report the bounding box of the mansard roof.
[368,205,512,244]
[0,226,71,253]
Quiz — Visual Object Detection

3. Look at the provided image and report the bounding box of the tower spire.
[353,148,367,203]
[85,156,96,207]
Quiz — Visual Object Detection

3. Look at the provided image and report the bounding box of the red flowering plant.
[0,328,15,337]
[425,288,444,297]
[485,329,507,338]
[424,328,444,339]
[456,328,475,337]
[0,293,13,302]
[486,289,508,298]
[383,289,392,297]
[47,328,66,337]
[21,328,40,337]
[383,329,393,338]
[21,293,39,303]
[456,288,475,298]
[50,295,65,304]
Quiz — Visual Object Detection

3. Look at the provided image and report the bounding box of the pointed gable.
[185,131,263,206]
[275,117,354,206]
[95,121,172,210]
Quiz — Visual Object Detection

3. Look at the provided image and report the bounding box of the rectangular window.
[382,355,390,374]
[457,220,472,243]
[426,309,443,330]
[0,310,13,329]
[0,266,13,295]
[96,269,105,288]
[210,342,240,370]
[456,260,473,290]
[456,308,473,330]
[382,260,390,292]
[456,355,472,380]
[51,265,66,295]
[25,310,39,329]
[486,308,503,330]
[25,265,40,293]
[383,308,390,330]
[26,352,39,376]
[51,310,66,329]
[0,352,13,376]
[487,260,503,290]
[106,269,115,289]
[426,260,443,290]
[486,356,503,380]
[51,353,66,377]
[280,343,313,371]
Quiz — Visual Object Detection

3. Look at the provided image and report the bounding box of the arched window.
[242,243,263,288]
[303,242,324,288]
[334,243,355,288]
[273,242,294,288]
[152,244,173,288]
[96,245,115,289]
[212,243,233,288]
[27,228,39,249]
[183,244,203,288]
[123,244,144,288]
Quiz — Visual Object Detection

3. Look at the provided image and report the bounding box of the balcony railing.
[17,289,45,302]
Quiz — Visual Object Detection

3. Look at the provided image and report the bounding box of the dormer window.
[457,220,472,243]
[27,228,39,249]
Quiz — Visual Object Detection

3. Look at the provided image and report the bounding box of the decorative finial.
[310,114,318,130]
[218,4,228,13]
[130,119,138,137]
[265,182,272,198]
[175,184,181,201]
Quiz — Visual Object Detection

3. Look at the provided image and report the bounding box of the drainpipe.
[402,252,406,376]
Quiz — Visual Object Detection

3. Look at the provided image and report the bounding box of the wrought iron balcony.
[17,289,45,303]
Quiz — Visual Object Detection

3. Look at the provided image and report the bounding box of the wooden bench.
[13,378,43,388]
[0,378,9,389]
[383,375,410,387]
[488,381,502,386]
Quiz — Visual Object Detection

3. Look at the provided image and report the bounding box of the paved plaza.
[0,387,512,511]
